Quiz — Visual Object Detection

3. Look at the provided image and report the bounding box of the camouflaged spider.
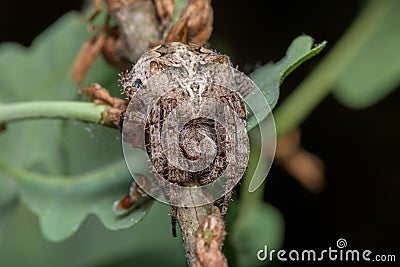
[115,42,250,236]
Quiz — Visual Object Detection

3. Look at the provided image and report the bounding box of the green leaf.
[247,35,326,130]
[0,160,152,241]
[0,202,185,267]
[333,0,400,108]
[230,203,285,267]
[0,11,151,241]
[250,35,326,109]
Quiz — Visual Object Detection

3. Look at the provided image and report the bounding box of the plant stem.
[176,202,214,265]
[273,0,391,136]
[239,133,264,212]
[0,101,113,126]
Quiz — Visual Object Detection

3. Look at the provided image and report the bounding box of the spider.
[116,42,250,236]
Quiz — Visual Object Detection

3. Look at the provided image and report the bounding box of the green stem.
[0,101,112,126]
[239,140,263,213]
[274,0,391,136]
[239,118,275,211]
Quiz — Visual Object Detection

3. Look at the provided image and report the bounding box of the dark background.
[1,0,399,266]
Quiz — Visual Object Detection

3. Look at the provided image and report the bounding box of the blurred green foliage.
[333,0,400,108]
[0,202,185,267]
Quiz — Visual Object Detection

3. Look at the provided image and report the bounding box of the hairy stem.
[0,101,114,126]
[175,183,228,267]
[177,203,214,265]
[274,0,391,136]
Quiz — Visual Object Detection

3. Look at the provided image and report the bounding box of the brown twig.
[175,183,228,267]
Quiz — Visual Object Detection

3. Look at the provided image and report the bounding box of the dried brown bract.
[80,83,127,126]
[154,0,175,29]
[193,208,228,267]
[165,0,213,44]
[80,83,125,107]
[71,31,107,85]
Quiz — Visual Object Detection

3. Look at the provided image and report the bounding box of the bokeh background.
[1,0,399,266]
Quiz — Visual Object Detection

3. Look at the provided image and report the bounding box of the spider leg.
[170,205,178,237]
[221,190,232,216]
[219,91,247,216]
